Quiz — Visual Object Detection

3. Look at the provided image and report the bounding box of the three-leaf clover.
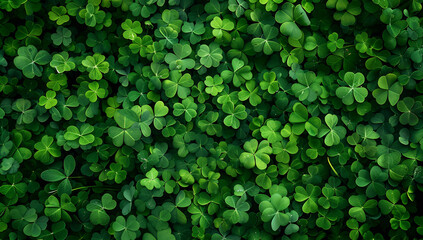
[50,52,76,73]
[197,43,223,68]
[260,193,291,231]
[108,109,141,147]
[222,102,248,129]
[204,75,224,96]
[318,114,347,146]
[48,6,70,25]
[34,135,61,164]
[397,97,423,126]
[251,25,281,55]
[164,43,195,71]
[40,155,75,195]
[275,3,310,40]
[82,54,110,80]
[51,27,72,46]
[140,168,162,190]
[12,98,37,124]
[294,184,321,214]
[223,195,250,224]
[240,139,272,170]
[163,70,194,99]
[221,58,253,87]
[64,124,95,146]
[85,82,107,102]
[356,166,388,198]
[291,70,321,102]
[39,90,58,109]
[112,215,140,240]
[44,193,76,222]
[210,16,234,39]
[86,193,117,225]
[14,45,51,78]
[372,74,403,106]
[336,72,368,105]
[173,97,198,122]
[121,19,143,40]
[238,81,262,106]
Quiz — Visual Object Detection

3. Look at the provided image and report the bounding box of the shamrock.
[221,58,253,87]
[34,135,61,164]
[291,70,322,102]
[40,155,75,195]
[397,97,423,126]
[251,25,281,55]
[44,194,76,222]
[86,193,117,225]
[50,52,76,73]
[318,114,347,147]
[163,70,194,99]
[356,166,388,198]
[112,215,140,240]
[165,43,195,71]
[13,45,51,78]
[64,124,95,146]
[210,16,234,39]
[140,168,162,190]
[181,22,205,44]
[82,54,110,80]
[294,184,321,213]
[12,98,37,124]
[336,72,368,105]
[240,139,272,170]
[39,90,58,109]
[372,73,403,106]
[48,6,70,25]
[228,0,248,17]
[197,43,223,68]
[259,192,291,231]
[108,109,141,147]
[223,195,250,224]
[51,27,72,46]
[85,81,107,102]
[121,19,143,40]
[173,97,198,122]
[275,3,310,40]
[204,75,224,96]
[222,102,248,129]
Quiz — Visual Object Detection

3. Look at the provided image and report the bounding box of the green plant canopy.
[1,0,423,240]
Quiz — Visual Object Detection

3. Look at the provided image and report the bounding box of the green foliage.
[1,1,423,240]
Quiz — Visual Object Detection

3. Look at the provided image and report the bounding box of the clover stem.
[327,157,339,177]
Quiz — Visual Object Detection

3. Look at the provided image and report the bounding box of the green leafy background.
[1,0,423,239]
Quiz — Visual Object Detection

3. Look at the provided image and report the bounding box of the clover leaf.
[223,195,250,224]
[40,155,75,195]
[44,194,76,222]
[108,109,141,147]
[165,43,195,71]
[121,19,143,40]
[275,3,310,40]
[336,72,368,105]
[294,184,321,214]
[397,97,423,126]
[240,139,272,170]
[372,73,403,106]
[112,215,140,240]
[198,43,223,68]
[13,45,51,78]
[222,102,248,129]
[82,54,110,80]
[86,193,117,225]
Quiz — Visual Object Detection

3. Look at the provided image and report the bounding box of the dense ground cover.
[1,0,423,239]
